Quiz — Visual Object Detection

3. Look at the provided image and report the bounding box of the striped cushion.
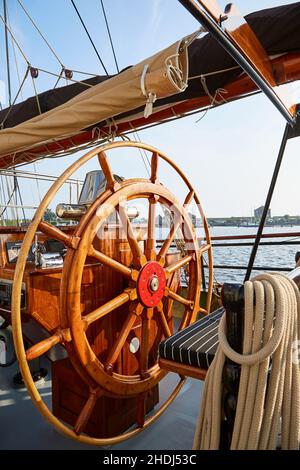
[159,307,224,369]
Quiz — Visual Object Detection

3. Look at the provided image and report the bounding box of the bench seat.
[159,307,224,378]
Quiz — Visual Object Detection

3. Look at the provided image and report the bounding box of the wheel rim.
[11,140,213,444]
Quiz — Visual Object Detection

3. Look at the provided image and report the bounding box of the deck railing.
[207,231,300,273]
[0,169,84,224]
[157,231,300,286]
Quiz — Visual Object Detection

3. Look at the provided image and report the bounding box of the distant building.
[254,205,271,220]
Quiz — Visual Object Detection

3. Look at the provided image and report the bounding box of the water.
[157,225,300,284]
[208,226,300,284]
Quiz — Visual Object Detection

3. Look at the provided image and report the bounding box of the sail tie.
[140,64,157,119]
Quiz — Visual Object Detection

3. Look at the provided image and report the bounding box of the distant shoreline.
[208,223,299,228]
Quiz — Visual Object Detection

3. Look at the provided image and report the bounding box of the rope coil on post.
[194,273,300,450]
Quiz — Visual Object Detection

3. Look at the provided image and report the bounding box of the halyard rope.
[193,272,300,450]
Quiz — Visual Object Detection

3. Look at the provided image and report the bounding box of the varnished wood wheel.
[11,141,213,445]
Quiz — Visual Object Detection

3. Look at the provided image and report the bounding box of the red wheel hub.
[137,261,166,307]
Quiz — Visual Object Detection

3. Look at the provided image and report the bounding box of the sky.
[1,0,300,218]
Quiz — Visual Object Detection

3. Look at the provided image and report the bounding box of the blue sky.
[1,0,300,218]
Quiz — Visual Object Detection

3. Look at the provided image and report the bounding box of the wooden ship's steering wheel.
[11,141,213,445]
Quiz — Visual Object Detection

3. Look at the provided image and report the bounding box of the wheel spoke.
[165,254,193,276]
[38,221,80,249]
[25,329,70,361]
[104,304,142,374]
[166,288,194,308]
[88,246,136,279]
[74,388,103,435]
[118,205,146,266]
[157,302,171,338]
[150,152,159,183]
[157,217,182,262]
[199,243,211,254]
[83,289,136,328]
[179,310,192,330]
[140,308,152,378]
[145,198,157,261]
[157,191,195,263]
[98,151,120,191]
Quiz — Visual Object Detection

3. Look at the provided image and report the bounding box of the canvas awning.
[0,2,300,168]
[0,35,190,164]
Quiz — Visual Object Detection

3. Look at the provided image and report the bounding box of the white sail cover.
[0,35,190,160]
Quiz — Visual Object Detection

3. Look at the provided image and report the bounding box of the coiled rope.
[193,273,300,450]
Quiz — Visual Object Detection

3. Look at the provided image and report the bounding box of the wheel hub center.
[137,261,166,307]
[149,276,159,292]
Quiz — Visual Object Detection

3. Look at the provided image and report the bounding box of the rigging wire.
[52,70,63,89]
[0,175,6,225]
[70,0,108,75]
[0,182,9,224]
[97,0,152,181]
[132,131,151,177]
[33,162,42,204]
[8,175,17,222]
[16,0,64,68]
[13,171,26,222]
[0,66,30,128]
[3,0,11,106]
[12,172,19,225]
[2,1,25,225]
[2,0,101,99]
[189,64,240,81]
[71,68,99,76]
[7,3,24,101]
[96,0,146,180]
[3,175,15,221]
[37,67,94,87]
[30,74,41,115]
[0,13,30,64]
[100,0,119,73]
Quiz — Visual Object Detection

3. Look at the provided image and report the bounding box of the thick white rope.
[193,273,300,450]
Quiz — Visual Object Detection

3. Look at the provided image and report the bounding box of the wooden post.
[220,283,244,449]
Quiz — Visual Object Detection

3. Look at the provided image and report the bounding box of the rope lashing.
[194,75,228,124]
[189,64,240,81]
[140,64,157,119]
[179,26,207,51]
[141,51,189,119]
[165,53,188,93]
[194,273,300,450]
[200,75,227,105]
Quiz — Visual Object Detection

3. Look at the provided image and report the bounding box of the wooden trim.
[38,221,80,249]
[159,358,207,381]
